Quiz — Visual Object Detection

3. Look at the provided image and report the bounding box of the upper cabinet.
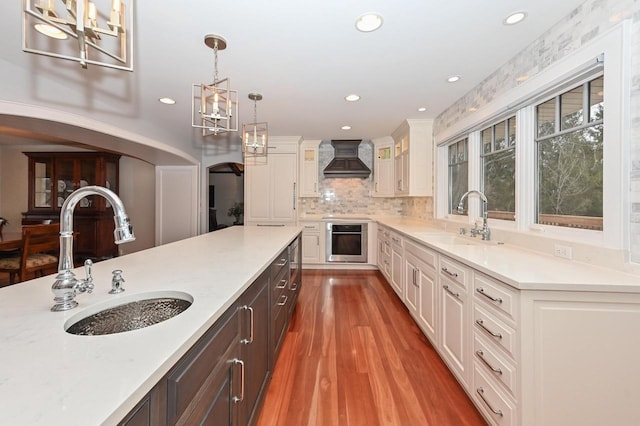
[299,139,321,198]
[391,119,434,196]
[372,136,395,197]
[244,137,300,226]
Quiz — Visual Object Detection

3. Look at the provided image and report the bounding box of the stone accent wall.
[434,0,640,262]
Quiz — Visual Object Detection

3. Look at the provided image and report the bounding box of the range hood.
[323,140,371,178]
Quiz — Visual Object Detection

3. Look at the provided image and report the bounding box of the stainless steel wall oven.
[325,222,368,263]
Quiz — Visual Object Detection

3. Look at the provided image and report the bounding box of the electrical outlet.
[553,244,573,260]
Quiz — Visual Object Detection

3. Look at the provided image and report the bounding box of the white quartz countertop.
[0,226,301,425]
[374,216,640,293]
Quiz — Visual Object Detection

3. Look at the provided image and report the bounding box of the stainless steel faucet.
[51,185,135,312]
[457,190,491,241]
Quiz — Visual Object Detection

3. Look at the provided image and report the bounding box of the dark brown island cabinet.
[119,235,302,426]
[22,151,121,261]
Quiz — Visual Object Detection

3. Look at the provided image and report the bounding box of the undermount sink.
[65,291,193,336]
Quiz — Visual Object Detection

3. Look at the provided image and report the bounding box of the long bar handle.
[476,387,503,417]
[293,182,296,210]
[476,287,503,304]
[442,284,460,300]
[232,359,245,403]
[441,267,458,278]
[475,319,503,339]
[475,350,503,375]
[240,305,254,344]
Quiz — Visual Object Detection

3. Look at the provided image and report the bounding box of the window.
[448,138,468,214]
[535,75,603,230]
[481,117,516,220]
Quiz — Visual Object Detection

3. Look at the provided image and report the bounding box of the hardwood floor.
[257,269,487,426]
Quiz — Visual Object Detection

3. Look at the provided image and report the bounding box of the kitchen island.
[0,225,301,425]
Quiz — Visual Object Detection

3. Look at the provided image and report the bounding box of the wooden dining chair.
[0,223,60,285]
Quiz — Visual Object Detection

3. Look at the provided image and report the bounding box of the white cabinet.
[405,240,438,345]
[245,137,299,226]
[391,119,433,196]
[372,136,394,197]
[299,139,320,197]
[377,225,391,281]
[300,221,323,264]
[439,255,470,388]
[389,230,404,298]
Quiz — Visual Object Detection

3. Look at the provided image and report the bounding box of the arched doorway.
[207,162,244,231]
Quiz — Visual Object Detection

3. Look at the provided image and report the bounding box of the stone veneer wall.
[434,0,640,262]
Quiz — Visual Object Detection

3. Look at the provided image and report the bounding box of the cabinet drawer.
[389,231,403,249]
[405,239,437,269]
[300,221,321,231]
[440,256,467,289]
[474,273,518,322]
[270,249,289,281]
[473,305,516,359]
[474,335,517,395]
[473,366,516,425]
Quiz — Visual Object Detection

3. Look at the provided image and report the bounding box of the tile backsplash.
[299,140,432,219]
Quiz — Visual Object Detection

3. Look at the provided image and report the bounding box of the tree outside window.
[535,76,604,230]
[448,138,468,214]
[481,117,516,220]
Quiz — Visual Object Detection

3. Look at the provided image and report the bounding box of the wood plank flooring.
[257,269,487,426]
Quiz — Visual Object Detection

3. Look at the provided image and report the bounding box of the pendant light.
[242,93,268,157]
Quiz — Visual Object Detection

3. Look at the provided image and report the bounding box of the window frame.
[434,21,630,250]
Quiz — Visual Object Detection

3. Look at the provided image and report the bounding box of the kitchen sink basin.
[65,291,193,336]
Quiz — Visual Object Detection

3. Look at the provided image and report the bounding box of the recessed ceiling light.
[158,97,176,105]
[417,107,427,112]
[516,75,529,82]
[341,125,352,130]
[345,94,361,102]
[469,107,477,112]
[447,75,461,83]
[34,23,68,40]
[504,11,527,25]
[355,13,383,32]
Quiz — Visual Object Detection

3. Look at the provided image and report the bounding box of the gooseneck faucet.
[457,190,491,241]
[51,185,135,312]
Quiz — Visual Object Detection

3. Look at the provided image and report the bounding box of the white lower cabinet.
[439,255,471,388]
[389,231,404,298]
[404,240,438,344]
[300,221,323,264]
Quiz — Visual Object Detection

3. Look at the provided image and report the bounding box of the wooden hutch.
[22,152,121,261]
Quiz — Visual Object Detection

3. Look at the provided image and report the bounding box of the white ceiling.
[0,0,587,160]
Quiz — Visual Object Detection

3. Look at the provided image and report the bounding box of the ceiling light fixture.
[192,34,239,137]
[159,97,176,105]
[355,13,383,32]
[417,107,427,112]
[447,75,461,83]
[504,11,527,25]
[341,125,352,130]
[23,0,133,70]
[242,93,268,157]
[345,94,360,102]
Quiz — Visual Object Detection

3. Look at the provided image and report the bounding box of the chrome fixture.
[192,34,239,136]
[109,269,125,294]
[457,190,491,241]
[51,185,135,312]
[23,0,133,70]
[242,93,268,157]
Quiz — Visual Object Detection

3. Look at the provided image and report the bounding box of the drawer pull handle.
[442,284,460,300]
[476,387,503,417]
[476,287,503,303]
[232,359,245,403]
[475,350,503,375]
[277,294,288,306]
[240,305,254,344]
[475,319,503,339]
[276,279,288,289]
[289,280,298,291]
[275,258,288,267]
[441,267,458,278]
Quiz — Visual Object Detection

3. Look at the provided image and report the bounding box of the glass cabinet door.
[56,158,75,208]
[79,158,97,210]
[33,159,52,208]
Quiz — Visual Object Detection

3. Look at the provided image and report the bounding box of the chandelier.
[242,93,268,157]
[192,34,238,137]
[22,0,133,70]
